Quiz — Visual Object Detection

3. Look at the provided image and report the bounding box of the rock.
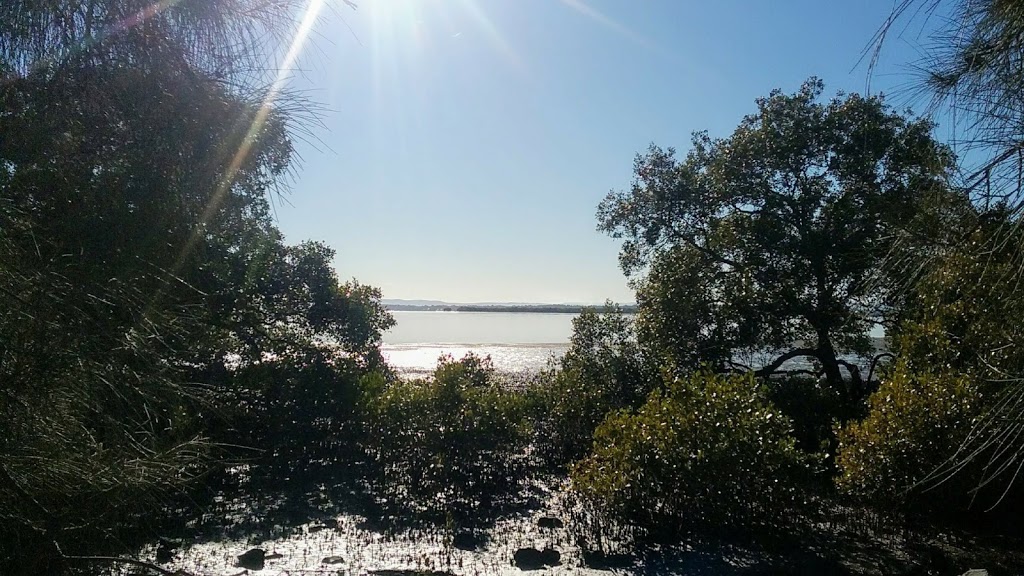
[369,571,455,576]
[962,571,988,576]
[236,548,266,570]
[513,547,561,570]
[581,549,633,569]
[540,548,561,567]
[321,556,345,565]
[155,537,179,564]
[265,552,284,560]
[536,517,564,529]
[308,524,330,533]
[452,531,482,551]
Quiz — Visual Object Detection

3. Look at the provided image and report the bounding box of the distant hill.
[382,299,451,307]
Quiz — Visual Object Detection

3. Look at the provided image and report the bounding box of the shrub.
[532,306,658,468]
[530,367,619,468]
[570,372,812,542]
[361,354,530,524]
[835,361,984,510]
[764,376,861,465]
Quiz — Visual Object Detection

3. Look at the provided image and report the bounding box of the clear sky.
[274,0,941,304]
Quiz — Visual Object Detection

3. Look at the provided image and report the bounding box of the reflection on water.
[380,312,883,377]
[383,311,576,375]
[161,489,619,576]
[383,343,567,377]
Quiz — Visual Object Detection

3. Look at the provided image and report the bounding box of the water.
[382,311,574,376]
[381,311,887,380]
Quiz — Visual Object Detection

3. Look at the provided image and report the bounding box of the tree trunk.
[815,332,844,389]
[816,332,869,402]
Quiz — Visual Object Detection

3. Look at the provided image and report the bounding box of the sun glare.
[368,0,524,72]
[175,0,327,273]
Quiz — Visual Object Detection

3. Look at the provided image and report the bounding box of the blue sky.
[274,0,942,304]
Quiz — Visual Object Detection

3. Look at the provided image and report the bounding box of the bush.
[835,361,984,510]
[531,306,658,468]
[361,354,531,524]
[530,367,620,468]
[570,372,812,543]
[764,376,862,467]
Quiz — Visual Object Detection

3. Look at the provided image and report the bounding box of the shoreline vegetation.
[6,1,1024,575]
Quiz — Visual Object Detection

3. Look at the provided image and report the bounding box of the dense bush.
[532,306,658,467]
[529,367,619,469]
[835,361,984,510]
[836,216,1022,513]
[764,376,862,462]
[360,354,531,524]
[570,372,813,543]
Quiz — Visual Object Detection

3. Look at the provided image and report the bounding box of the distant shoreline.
[386,304,638,314]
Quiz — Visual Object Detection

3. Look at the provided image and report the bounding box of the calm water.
[382,311,574,375]
[381,310,883,377]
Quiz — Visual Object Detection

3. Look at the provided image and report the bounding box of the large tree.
[598,78,954,395]
[0,1,388,573]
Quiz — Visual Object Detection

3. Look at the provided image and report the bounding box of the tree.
[534,305,658,467]
[872,0,1024,204]
[0,1,380,572]
[598,78,954,396]
[868,0,1024,501]
[842,206,1024,508]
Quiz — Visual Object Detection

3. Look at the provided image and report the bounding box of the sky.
[273,0,945,304]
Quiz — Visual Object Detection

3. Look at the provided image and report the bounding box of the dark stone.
[236,548,266,570]
[265,552,284,560]
[155,537,179,564]
[513,547,561,570]
[536,517,564,529]
[582,549,633,569]
[452,531,482,551]
[321,556,345,565]
[308,523,331,533]
[540,548,561,567]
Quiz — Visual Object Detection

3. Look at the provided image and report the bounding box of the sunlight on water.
[383,343,569,376]
[383,311,576,375]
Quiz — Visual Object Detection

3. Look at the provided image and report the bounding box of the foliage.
[874,0,1024,202]
[835,361,984,510]
[570,372,813,543]
[0,0,379,572]
[855,209,1024,505]
[890,207,1024,377]
[562,305,656,406]
[871,0,1024,507]
[360,354,531,525]
[532,306,658,468]
[764,376,858,460]
[598,78,953,394]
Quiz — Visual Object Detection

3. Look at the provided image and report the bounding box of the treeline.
[4,0,1024,574]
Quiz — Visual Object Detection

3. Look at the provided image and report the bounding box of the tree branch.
[867,352,896,384]
[754,348,820,377]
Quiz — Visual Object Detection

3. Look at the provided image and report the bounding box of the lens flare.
[174,0,327,272]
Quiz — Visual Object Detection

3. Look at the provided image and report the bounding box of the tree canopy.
[0,1,389,572]
[598,78,955,393]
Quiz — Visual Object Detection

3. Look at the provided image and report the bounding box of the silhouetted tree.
[598,78,954,397]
